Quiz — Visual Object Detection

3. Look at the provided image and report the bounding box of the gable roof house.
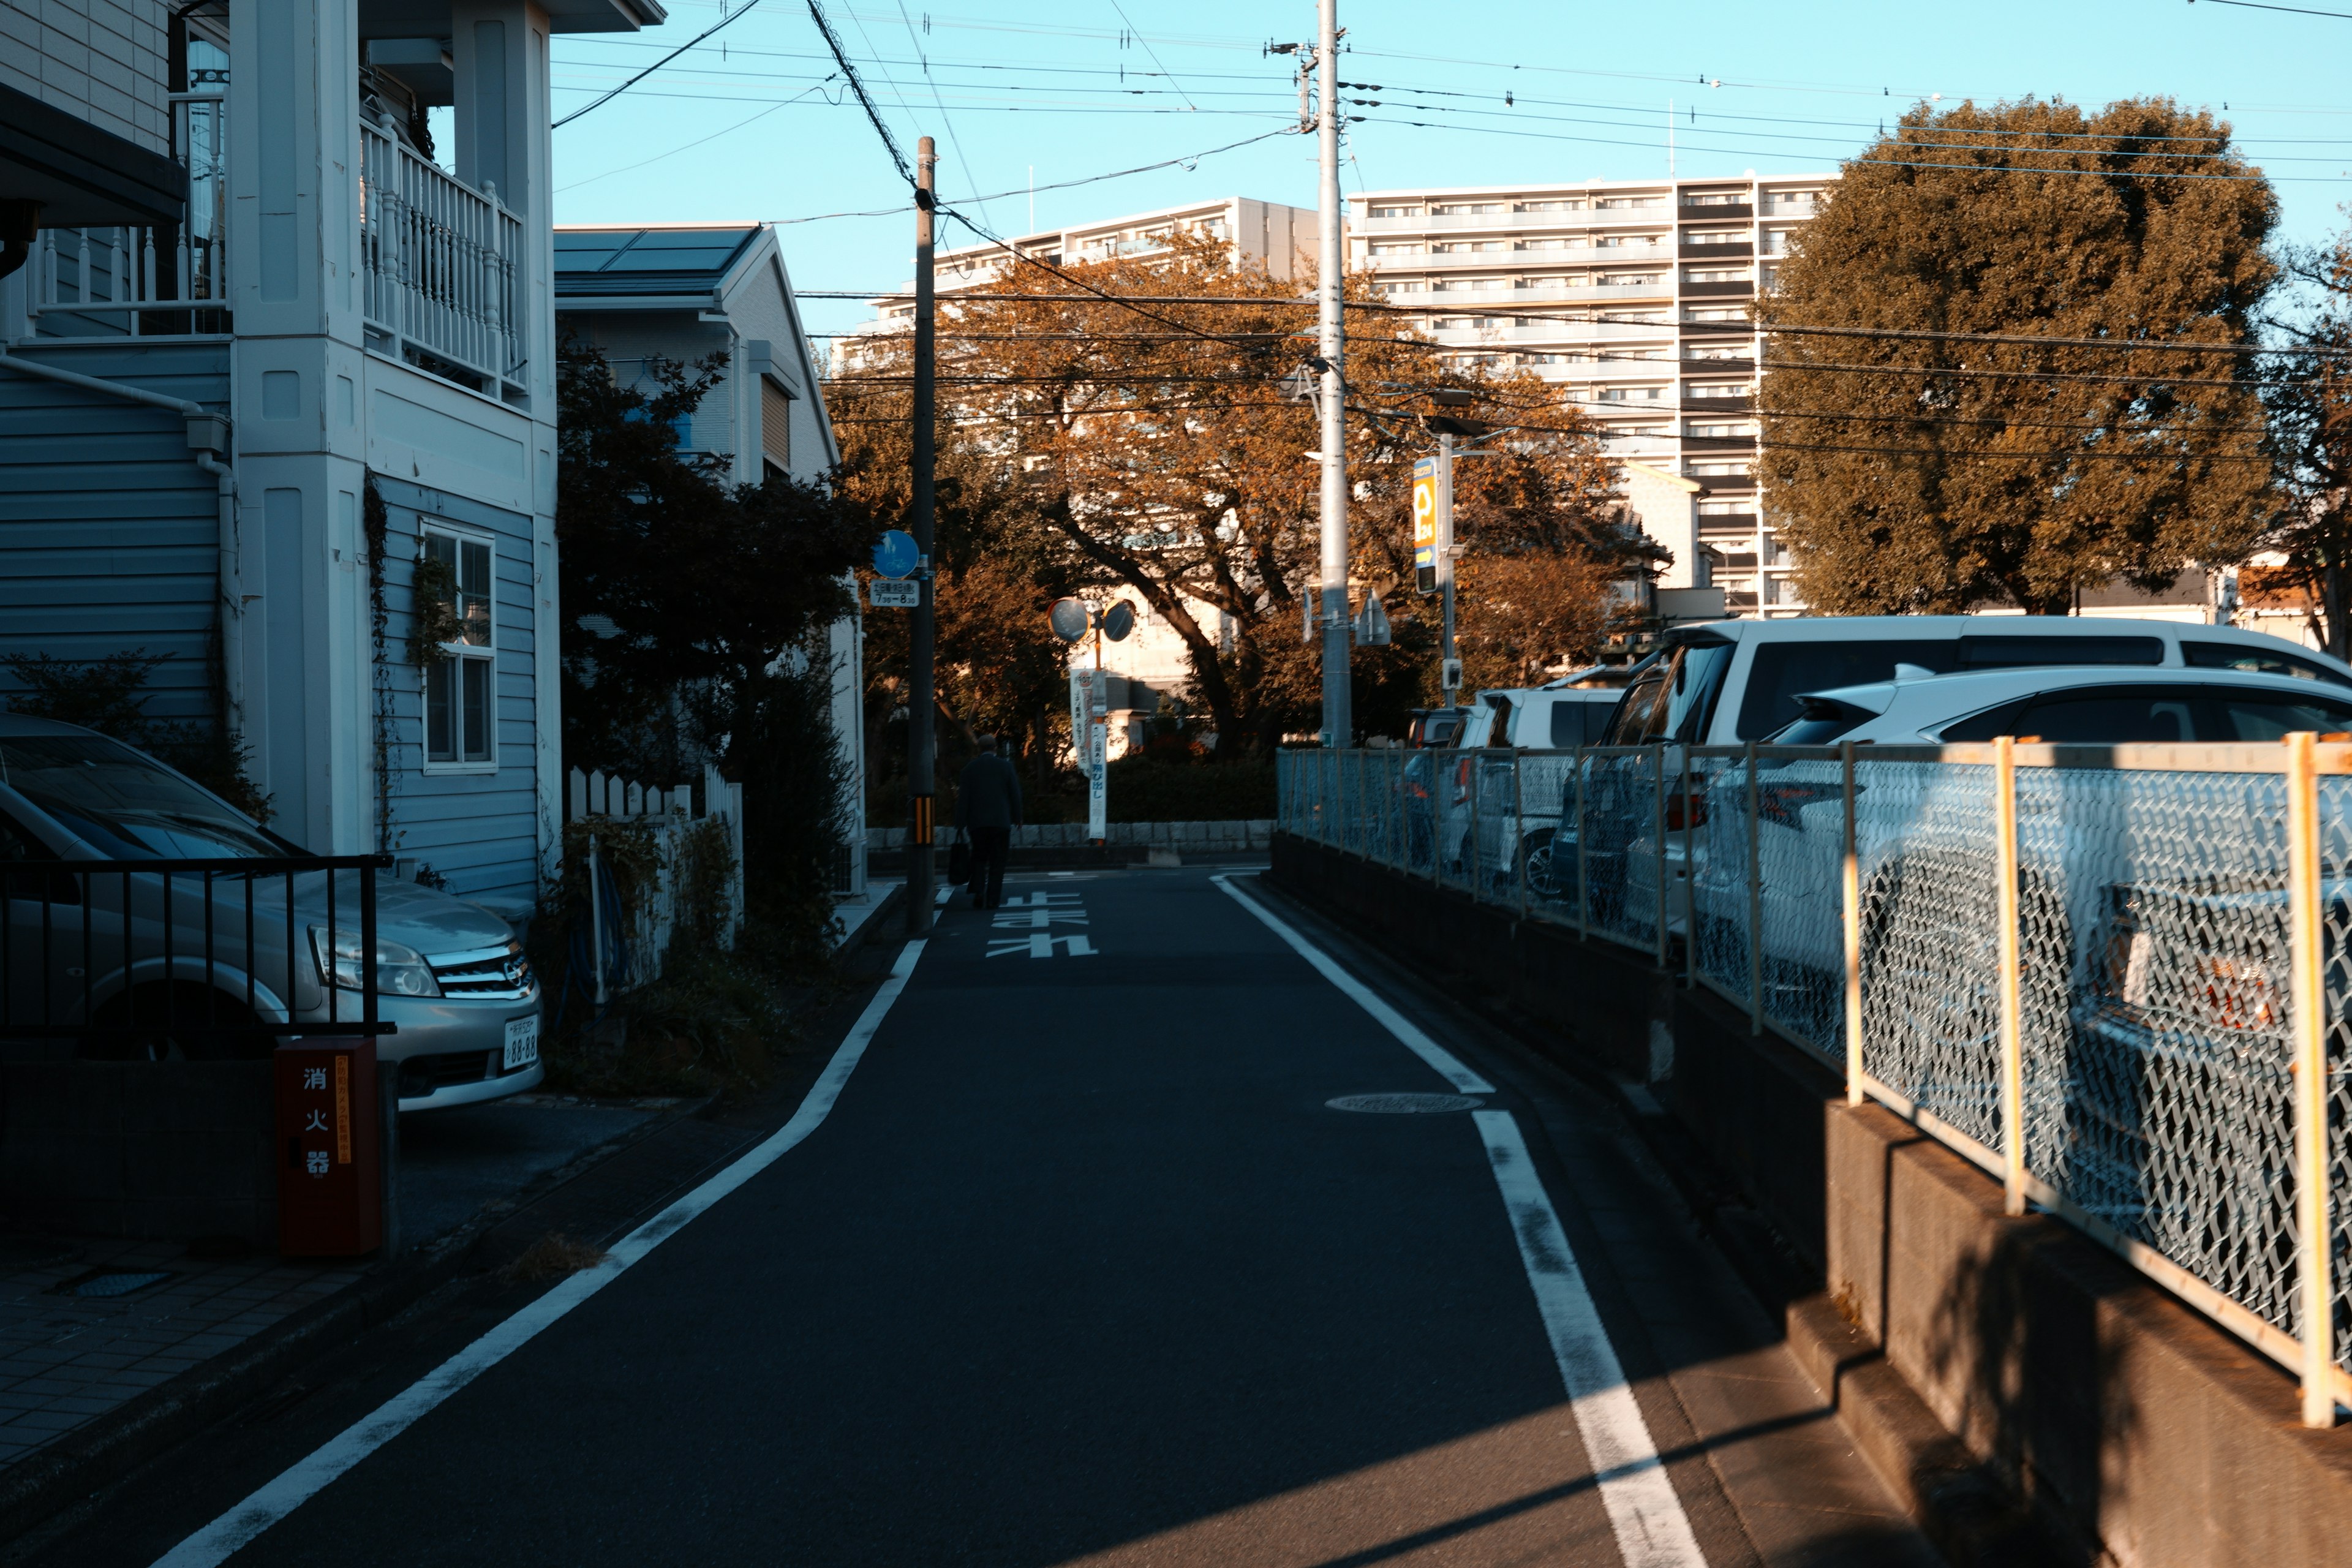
[555,222,868,896]
[0,0,663,921]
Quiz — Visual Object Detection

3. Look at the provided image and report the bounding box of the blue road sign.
[872,529,920,579]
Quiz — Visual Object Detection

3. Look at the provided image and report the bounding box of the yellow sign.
[1412,456,1439,594]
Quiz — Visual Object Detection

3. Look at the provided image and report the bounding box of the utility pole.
[1438,431,1459,707]
[907,135,938,936]
[1314,0,1350,748]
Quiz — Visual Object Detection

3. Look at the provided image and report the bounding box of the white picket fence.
[567,763,745,998]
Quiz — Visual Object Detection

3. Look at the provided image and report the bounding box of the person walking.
[954,734,1022,911]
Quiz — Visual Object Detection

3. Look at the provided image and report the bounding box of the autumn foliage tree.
[2257,231,2352,659]
[1759,97,2280,616]
[828,235,1642,756]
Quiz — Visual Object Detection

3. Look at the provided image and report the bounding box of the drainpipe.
[0,350,241,733]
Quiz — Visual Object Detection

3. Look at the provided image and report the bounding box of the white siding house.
[555,222,867,894]
[1,0,665,922]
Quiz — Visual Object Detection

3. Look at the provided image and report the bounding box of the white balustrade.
[358,120,522,393]
[28,94,228,339]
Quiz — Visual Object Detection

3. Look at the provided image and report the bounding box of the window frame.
[420,524,499,775]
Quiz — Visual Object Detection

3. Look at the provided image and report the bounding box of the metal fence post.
[1575,748,1589,941]
[1653,746,1669,969]
[1747,741,1763,1035]
[1994,735,2026,1219]
[1842,741,1862,1109]
[1513,753,1530,919]
[1468,751,1483,900]
[2286,730,2338,1428]
[1684,746,1698,986]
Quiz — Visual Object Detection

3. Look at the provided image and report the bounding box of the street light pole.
[907,135,938,937]
[1314,0,1350,748]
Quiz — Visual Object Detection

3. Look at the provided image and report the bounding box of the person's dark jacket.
[954,752,1024,828]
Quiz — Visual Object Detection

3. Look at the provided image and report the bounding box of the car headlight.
[309,927,442,998]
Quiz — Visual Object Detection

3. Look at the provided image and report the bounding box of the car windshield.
[0,733,291,859]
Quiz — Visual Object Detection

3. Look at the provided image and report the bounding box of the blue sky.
[546,1,2352,341]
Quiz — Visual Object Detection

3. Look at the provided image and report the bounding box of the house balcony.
[1355,207,1673,235]
[25,92,229,340]
[1681,394,1752,413]
[360,119,525,399]
[1679,201,1752,221]
[1683,433,1759,453]
[1678,241,1752,260]
[1683,279,1755,299]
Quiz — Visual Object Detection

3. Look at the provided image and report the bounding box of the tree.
[827,236,1640,752]
[556,334,880,932]
[1758,97,2280,616]
[2257,232,2352,658]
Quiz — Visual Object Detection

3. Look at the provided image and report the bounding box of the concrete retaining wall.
[1269,831,2352,1568]
[868,820,1276,851]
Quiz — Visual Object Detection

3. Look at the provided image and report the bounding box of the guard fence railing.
[1278,739,2352,1428]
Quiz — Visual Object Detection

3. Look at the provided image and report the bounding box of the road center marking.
[151,939,933,1568]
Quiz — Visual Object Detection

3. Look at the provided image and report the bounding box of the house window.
[1689,460,1752,477]
[1686,306,1751,322]
[1517,198,1584,212]
[1370,205,1418,217]
[422,529,494,769]
[1369,241,1423,255]
[1689,382,1751,398]
[1687,267,1752,284]
[1433,202,1503,215]
[1683,192,1743,206]
[1689,421,1757,438]
[761,377,794,476]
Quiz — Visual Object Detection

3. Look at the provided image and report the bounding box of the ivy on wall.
[363,477,401,855]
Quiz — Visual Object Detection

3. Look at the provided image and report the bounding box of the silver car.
[0,715,543,1110]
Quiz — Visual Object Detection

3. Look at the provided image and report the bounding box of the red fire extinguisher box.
[276,1039,383,1256]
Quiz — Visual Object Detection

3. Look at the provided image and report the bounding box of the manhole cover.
[54,1270,173,1300]
[1326,1093,1485,1114]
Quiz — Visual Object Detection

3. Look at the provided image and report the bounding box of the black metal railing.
[0,853,396,1049]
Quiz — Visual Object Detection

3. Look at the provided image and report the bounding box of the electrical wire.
[1105,0,1196,111]
[556,83,827,191]
[806,0,913,184]
[553,0,766,128]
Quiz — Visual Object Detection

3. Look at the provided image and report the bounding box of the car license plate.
[503,1015,540,1071]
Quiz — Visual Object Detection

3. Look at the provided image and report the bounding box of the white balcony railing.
[360,121,522,394]
[28,93,228,339]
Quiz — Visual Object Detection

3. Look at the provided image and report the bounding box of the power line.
[806,0,913,183]
[556,83,827,190]
[2188,0,2352,17]
[552,0,766,128]
[1105,0,1197,111]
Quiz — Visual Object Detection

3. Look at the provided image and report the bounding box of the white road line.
[153,938,932,1568]
[1474,1110,1708,1568]
[1211,875,1494,1095]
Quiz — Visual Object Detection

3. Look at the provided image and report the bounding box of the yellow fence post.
[2286,730,2338,1428]
[1842,742,1862,1109]
[1995,736,2026,1219]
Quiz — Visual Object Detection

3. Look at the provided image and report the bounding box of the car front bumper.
[304,992,545,1113]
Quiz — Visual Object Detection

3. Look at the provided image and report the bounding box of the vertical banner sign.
[1412,456,1439,596]
[1087,669,1109,843]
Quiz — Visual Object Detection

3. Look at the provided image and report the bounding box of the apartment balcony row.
[1678,241,1754,261]
[1406,279,1676,306]
[1680,393,1753,412]
[1360,243,1668,270]
[23,95,527,402]
[1357,206,1678,235]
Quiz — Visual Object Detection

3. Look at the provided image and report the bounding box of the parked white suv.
[1599,617,2352,937]
[1599,616,2352,749]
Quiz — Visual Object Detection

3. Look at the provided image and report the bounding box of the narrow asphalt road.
[40,867,1938,1567]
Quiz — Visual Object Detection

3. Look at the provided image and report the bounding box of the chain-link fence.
[1275,741,2352,1421]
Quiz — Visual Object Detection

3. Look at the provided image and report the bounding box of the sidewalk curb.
[0,1098,702,1544]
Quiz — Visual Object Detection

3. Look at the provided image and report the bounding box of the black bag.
[947,829,970,885]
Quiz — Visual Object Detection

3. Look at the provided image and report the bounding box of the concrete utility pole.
[1314,0,1351,748]
[1438,431,1459,707]
[907,136,938,936]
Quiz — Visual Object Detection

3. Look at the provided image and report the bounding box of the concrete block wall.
[0,1063,277,1244]
[1269,831,2352,1568]
[868,820,1276,851]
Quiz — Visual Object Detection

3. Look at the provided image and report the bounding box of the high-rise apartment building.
[1349,175,1831,616]
[842,195,1316,360]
